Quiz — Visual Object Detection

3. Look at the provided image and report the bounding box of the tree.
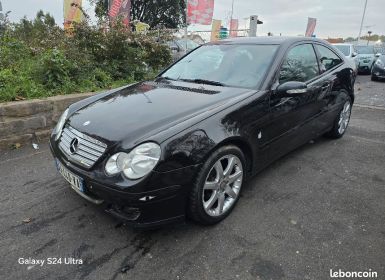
[89,0,186,28]
[360,34,385,42]
[89,0,109,20]
[344,37,356,43]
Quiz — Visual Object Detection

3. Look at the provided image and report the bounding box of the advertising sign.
[188,0,215,25]
[64,0,84,30]
[109,0,131,26]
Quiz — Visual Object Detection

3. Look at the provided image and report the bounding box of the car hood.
[67,80,255,148]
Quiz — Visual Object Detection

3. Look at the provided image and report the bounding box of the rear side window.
[315,45,343,71]
[279,44,320,83]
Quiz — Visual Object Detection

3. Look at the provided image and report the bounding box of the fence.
[172,29,251,44]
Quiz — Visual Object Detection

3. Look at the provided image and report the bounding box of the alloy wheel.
[338,101,351,135]
[202,154,243,217]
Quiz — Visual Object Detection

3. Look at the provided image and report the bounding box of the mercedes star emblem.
[69,138,79,154]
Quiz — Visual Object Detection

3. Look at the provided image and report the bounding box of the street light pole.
[185,0,188,53]
[230,0,235,25]
[357,0,368,43]
[367,30,372,45]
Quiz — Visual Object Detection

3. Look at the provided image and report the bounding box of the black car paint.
[371,55,385,80]
[50,37,355,227]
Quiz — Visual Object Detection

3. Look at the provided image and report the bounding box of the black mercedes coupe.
[50,37,356,227]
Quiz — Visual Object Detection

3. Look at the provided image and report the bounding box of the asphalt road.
[1,75,384,280]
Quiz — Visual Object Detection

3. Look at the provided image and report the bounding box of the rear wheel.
[188,145,245,225]
[325,97,352,139]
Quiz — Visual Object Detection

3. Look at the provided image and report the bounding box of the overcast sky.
[1,0,384,38]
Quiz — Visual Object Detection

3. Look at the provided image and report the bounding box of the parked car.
[167,38,200,62]
[374,46,385,55]
[333,43,359,72]
[355,45,380,73]
[50,37,356,227]
[371,54,385,81]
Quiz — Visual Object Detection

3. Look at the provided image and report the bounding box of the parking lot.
[0,75,384,280]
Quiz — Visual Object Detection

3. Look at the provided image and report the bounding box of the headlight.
[105,143,161,179]
[53,108,69,141]
[375,59,384,67]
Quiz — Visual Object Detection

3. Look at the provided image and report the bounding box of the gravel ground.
[0,75,384,280]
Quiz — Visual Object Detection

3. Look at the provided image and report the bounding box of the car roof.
[207,36,329,46]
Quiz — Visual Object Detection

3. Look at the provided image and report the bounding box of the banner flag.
[305,17,317,37]
[210,19,221,42]
[230,19,239,37]
[109,0,131,26]
[64,0,84,30]
[188,0,215,25]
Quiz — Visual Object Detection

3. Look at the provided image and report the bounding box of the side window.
[279,44,319,84]
[315,45,343,71]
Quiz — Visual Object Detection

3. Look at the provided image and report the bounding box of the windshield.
[161,44,278,89]
[334,45,350,56]
[355,46,374,54]
[375,47,385,55]
[177,39,199,50]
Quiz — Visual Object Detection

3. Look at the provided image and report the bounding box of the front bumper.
[358,61,373,72]
[372,66,385,79]
[358,65,371,72]
[50,141,201,228]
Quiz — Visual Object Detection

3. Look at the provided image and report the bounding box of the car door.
[312,43,346,129]
[263,43,324,161]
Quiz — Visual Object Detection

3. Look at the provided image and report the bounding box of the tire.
[371,75,378,81]
[325,96,352,139]
[188,145,246,225]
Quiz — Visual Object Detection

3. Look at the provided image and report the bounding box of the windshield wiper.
[179,78,225,87]
[157,76,176,81]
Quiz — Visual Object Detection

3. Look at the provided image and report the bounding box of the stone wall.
[0,93,94,151]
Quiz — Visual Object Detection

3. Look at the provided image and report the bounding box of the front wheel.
[188,145,245,225]
[325,97,352,139]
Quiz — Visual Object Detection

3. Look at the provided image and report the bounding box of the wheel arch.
[209,137,254,178]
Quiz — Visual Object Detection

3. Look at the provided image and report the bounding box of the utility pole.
[367,30,372,45]
[357,0,368,43]
[185,0,188,53]
[230,0,235,26]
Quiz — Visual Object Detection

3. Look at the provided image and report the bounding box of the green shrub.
[37,48,73,90]
[0,11,174,103]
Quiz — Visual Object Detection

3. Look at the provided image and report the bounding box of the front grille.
[59,126,107,168]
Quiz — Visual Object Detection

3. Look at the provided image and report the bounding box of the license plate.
[56,159,84,192]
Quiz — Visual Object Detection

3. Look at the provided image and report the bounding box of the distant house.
[185,33,206,45]
[325,38,344,44]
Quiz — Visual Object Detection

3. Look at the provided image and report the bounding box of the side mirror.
[352,52,358,57]
[276,81,308,96]
[375,53,381,58]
